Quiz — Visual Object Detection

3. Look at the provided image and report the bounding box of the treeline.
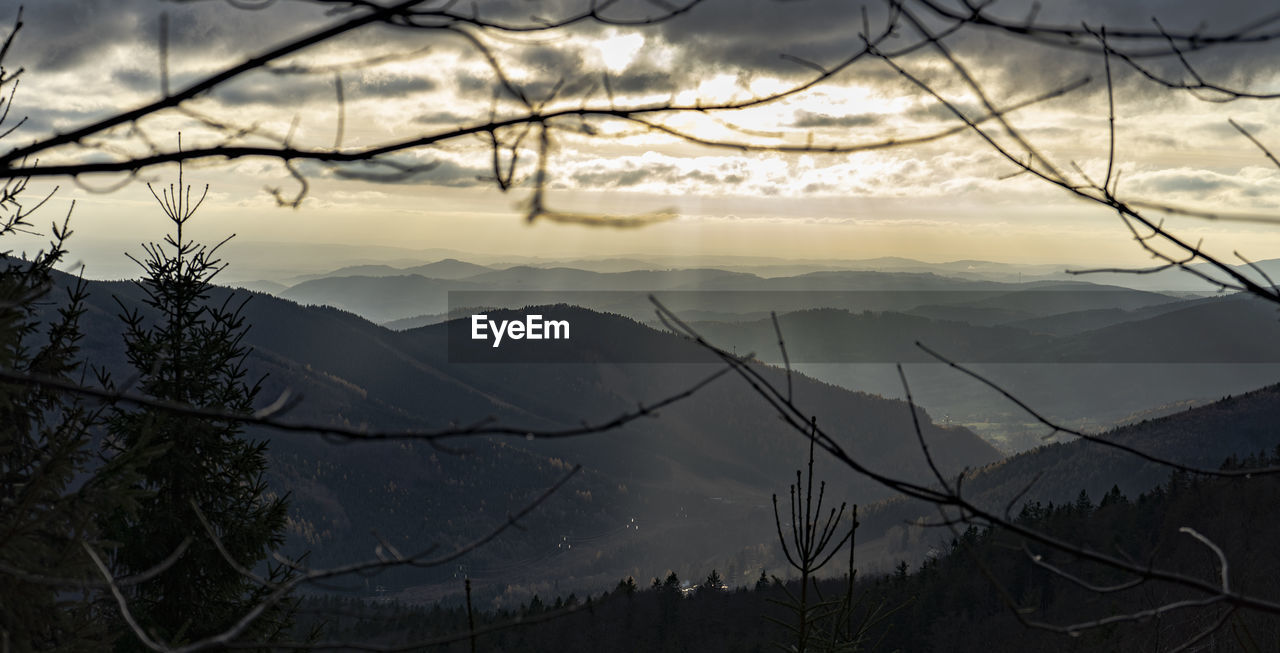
[300,452,1280,651]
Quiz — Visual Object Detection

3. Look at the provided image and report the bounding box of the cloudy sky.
[3,0,1280,279]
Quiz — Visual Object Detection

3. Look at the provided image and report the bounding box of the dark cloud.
[212,71,437,106]
[573,167,650,187]
[1201,119,1267,137]
[316,157,491,188]
[791,110,884,129]
[607,68,678,95]
[1132,170,1236,195]
[413,111,478,126]
[6,105,106,138]
[213,75,332,107]
[1157,174,1227,193]
[6,0,330,73]
[905,101,983,123]
[456,71,494,94]
[112,67,154,93]
[521,45,584,74]
[570,160,745,188]
[6,0,1278,140]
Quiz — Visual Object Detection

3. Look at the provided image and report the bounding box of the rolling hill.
[55,272,1001,601]
[857,381,1280,568]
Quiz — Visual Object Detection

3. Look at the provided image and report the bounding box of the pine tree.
[102,162,291,649]
[663,570,680,593]
[701,569,723,592]
[1,197,152,651]
[756,568,771,591]
[616,575,638,596]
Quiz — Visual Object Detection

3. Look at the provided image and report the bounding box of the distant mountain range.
[704,293,1280,451]
[283,258,495,284]
[272,260,1186,326]
[55,271,1001,601]
[691,292,1280,364]
[208,249,1280,297]
[52,251,1280,602]
[252,258,1280,456]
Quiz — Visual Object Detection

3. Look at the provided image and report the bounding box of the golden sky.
[5,0,1280,279]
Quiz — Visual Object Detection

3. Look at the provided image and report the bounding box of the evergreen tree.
[1,197,151,651]
[616,575,638,596]
[1072,489,1093,514]
[663,571,681,593]
[702,569,724,592]
[756,568,771,591]
[893,560,910,581]
[102,163,291,649]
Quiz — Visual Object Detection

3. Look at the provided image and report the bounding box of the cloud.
[905,101,983,123]
[212,71,438,107]
[8,0,330,73]
[313,156,492,188]
[5,0,1279,214]
[5,105,103,137]
[413,111,479,126]
[791,110,884,129]
[1125,166,1280,208]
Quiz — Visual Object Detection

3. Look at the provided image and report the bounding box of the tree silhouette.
[0,68,164,649]
[0,200,157,652]
[768,417,854,653]
[101,160,293,649]
[702,569,724,592]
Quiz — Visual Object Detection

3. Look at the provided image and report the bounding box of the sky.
[3,0,1280,280]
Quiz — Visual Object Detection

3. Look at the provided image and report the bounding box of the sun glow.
[597,32,644,72]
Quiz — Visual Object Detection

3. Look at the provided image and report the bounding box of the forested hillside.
[47,270,1000,602]
[299,453,1280,651]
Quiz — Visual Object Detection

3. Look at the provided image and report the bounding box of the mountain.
[403,258,494,279]
[1018,258,1280,293]
[382,313,448,330]
[1001,295,1212,335]
[686,287,1250,367]
[56,273,1000,601]
[690,308,1053,364]
[278,274,484,324]
[283,258,495,286]
[1020,292,1280,362]
[688,293,1279,451]
[274,263,1182,328]
[858,382,1280,556]
[290,264,405,282]
[276,267,767,323]
[371,448,1280,652]
[232,279,289,294]
[458,266,757,290]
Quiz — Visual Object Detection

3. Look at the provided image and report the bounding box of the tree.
[767,417,854,653]
[0,192,157,652]
[662,570,680,593]
[0,25,159,646]
[701,569,724,592]
[616,575,638,596]
[756,568,771,591]
[100,162,292,649]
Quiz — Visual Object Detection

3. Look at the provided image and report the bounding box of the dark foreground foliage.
[300,453,1280,652]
